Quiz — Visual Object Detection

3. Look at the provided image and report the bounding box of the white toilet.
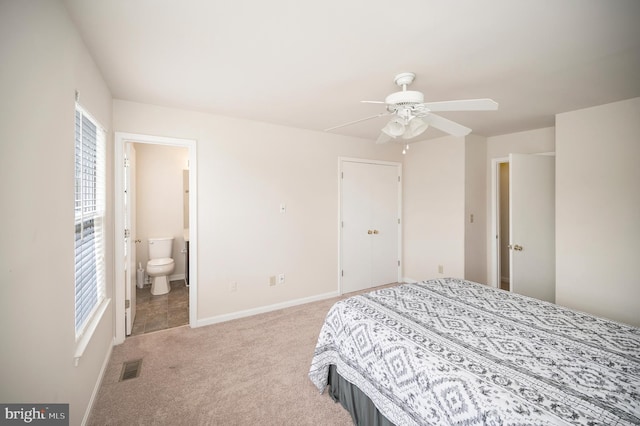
[147,237,175,296]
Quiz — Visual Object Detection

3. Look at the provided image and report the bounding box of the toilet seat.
[148,258,174,267]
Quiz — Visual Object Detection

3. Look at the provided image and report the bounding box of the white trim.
[196,291,341,328]
[114,132,197,345]
[339,156,402,167]
[80,338,114,426]
[169,273,186,282]
[73,298,111,365]
[338,157,403,295]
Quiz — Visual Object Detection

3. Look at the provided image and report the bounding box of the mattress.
[309,278,640,425]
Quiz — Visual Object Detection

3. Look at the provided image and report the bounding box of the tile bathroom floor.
[130,280,189,336]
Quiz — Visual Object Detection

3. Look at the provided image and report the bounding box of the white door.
[124,143,137,335]
[509,153,555,302]
[341,160,400,293]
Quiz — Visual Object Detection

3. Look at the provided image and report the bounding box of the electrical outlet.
[230,282,237,292]
[278,273,285,284]
[438,265,444,274]
[269,276,276,286]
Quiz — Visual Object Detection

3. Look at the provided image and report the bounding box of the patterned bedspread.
[309,278,640,425]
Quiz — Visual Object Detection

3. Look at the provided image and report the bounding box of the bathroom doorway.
[498,161,510,291]
[129,143,189,335]
[114,133,197,345]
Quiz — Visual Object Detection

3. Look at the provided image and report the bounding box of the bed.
[309,278,640,425]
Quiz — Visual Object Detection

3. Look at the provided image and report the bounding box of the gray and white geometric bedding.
[309,278,640,425]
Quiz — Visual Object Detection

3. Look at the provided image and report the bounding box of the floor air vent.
[120,359,142,381]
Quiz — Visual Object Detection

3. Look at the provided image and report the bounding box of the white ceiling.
[63,0,640,141]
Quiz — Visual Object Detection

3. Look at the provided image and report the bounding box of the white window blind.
[74,105,106,338]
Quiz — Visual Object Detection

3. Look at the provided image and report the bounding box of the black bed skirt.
[327,364,395,426]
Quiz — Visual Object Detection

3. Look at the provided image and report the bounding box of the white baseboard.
[403,277,420,283]
[81,338,114,426]
[169,273,185,282]
[142,273,185,286]
[195,290,341,328]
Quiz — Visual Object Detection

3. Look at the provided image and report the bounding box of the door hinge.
[341,270,344,277]
[341,172,344,179]
[398,260,400,266]
[398,218,400,224]
[124,228,131,238]
[398,176,400,182]
[125,299,130,309]
[124,157,130,168]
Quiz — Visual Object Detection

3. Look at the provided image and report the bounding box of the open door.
[509,153,555,302]
[124,143,137,335]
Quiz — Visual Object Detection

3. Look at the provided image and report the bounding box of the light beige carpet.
[88,294,357,425]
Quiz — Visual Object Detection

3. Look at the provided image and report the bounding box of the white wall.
[134,143,189,279]
[556,97,640,327]
[486,127,556,160]
[113,100,404,322]
[0,1,113,424]
[485,127,556,285]
[403,136,466,281]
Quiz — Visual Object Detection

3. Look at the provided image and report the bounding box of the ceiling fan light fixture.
[402,116,429,139]
[381,118,405,137]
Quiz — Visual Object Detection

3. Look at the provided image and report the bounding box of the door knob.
[513,244,523,251]
[373,230,379,234]
[367,230,373,234]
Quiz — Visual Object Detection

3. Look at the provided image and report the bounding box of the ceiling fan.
[325,72,498,150]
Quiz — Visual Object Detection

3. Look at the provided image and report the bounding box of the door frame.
[338,157,402,294]
[114,132,198,345]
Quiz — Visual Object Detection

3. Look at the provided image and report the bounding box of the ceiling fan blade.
[422,98,498,112]
[360,100,386,104]
[423,113,472,137]
[375,132,393,144]
[324,112,390,132]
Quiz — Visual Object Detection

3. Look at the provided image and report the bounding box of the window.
[74,105,106,338]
